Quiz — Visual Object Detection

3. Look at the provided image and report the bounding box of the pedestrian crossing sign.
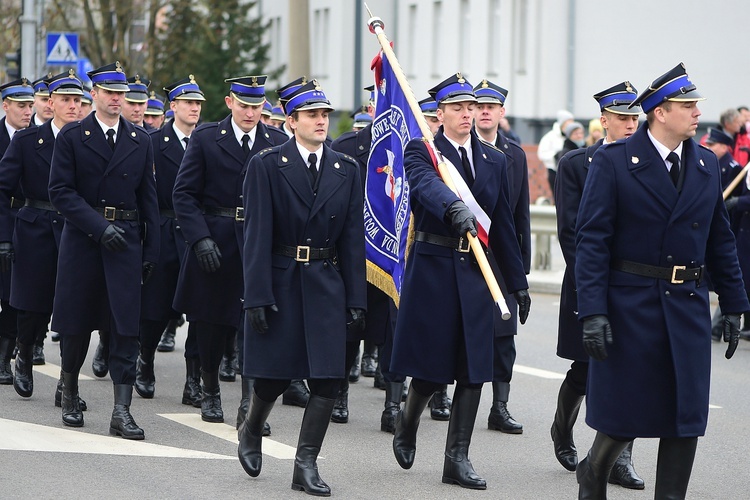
[46,33,79,65]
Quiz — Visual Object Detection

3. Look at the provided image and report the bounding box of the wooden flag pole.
[723,163,750,200]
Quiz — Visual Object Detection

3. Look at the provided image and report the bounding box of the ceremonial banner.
[365,50,422,303]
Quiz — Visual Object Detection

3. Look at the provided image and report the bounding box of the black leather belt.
[612,259,703,284]
[415,231,470,252]
[203,205,244,221]
[160,209,177,219]
[10,197,24,209]
[94,206,138,221]
[273,244,336,263]
[24,198,57,212]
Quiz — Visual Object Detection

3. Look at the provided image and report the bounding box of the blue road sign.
[77,57,93,86]
[47,33,79,65]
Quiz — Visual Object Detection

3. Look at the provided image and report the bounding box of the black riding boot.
[330,379,349,424]
[200,370,223,422]
[238,391,276,477]
[13,342,34,397]
[291,395,336,496]
[551,380,584,471]
[236,377,271,435]
[381,381,402,433]
[91,331,109,378]
[0,336,14,384]
[488,381,523,433]
[182,357,202,407]
[110,384,145,440]
[608,441,644,489]
[135,347,156,398]
[653,437,698,500]
[393,382,431,469]
[576,432,630,500]
[61,371,83,427]
[442,386,486,489]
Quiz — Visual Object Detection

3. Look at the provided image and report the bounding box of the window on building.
[487,0,501,76]
[405,4,417,78]
[313,8,330,77]
[458,0,471,76]
[514,0,528,74]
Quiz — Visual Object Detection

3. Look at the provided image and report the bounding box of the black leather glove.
[347,308,366,332]
[723,314,741,359]
[142,261,156,285]
[582,314,613,361]
[445,200,477,238]
[0,242,13,273]
[513,289,531,325]
[247,305,278,334]
[725,197,740,212]
[100,225,127,252]
[193,237,222,272]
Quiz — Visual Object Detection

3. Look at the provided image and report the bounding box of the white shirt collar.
[296,141,323,170]
[647,128,683,169]
[94,112,119,140]
[172,122,190,149]
[283,122,295,138]
[230,117,257,148]
[34,114,45,127]
[51,120,61,138]
[444,134,474,173]
[4,119,18,139]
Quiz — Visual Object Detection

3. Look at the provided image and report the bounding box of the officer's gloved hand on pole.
[724,197,740,213]
[513,289,531,324]
[142,261,156,285]
[193,237,222,272]
[445,200,477,238]
[582,314,613,361]
[248,304,278,334]
[723,314,742,359]
[100,225,127,252]
[0,242,14,273]
[347,308,366,332]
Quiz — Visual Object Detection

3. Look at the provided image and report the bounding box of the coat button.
[304,262,310,267]
[665,291,670,296]
[323,262,328,268]
[101,199,106,203]
[460,257,465,262]
[306,238,312,244]
[122,174,128,179]
[442,201,447,207]
[666,255,673,262]
[692,223,699,229]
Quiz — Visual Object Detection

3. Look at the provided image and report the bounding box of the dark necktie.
[182,137,189,149]
[458,146,474,187]
[241,134,250,157]
[308,153,318,183]
[667,151,680,187]
[106,129,115,151]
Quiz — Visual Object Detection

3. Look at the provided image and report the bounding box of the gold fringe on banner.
[366,261,400,307]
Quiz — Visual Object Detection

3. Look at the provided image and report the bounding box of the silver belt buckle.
[235,207,244,221]
[671,265,685,284]
[457,237,470,253]
[104,206,117,221]
[295,245,310,262]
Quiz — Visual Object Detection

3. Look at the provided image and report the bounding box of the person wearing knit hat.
[554,121,585,165]
[586,118,603,146]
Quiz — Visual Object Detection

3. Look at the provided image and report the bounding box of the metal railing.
[530,200,557,270]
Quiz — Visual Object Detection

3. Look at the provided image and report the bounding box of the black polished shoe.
[134,349,156,399]
[201,370,224,423]
[430,387,451,421]
[373,364,385,390]
[238,393,276,477]
[381,381,402,433]
[110,385,145,440]
[361,353,376,377]
[55,372,87,411]
[330,385,349,424]
[61,371,83,427]
[608,442,644,490]
[32,344,45,365]
[13,343,34,397]
[236,377,271,436]
[0,337,14,385]
[157,322,177,352]
[348,353,361,383]
[282,379,310,408]
[441,386,486,490]
[291,396,336,497]
[182,358,202,407]
[488,401,523,434]
[91,339,109,378]
[219,354,236,382]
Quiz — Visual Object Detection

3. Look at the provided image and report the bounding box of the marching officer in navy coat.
[0,78,34,384]
[390,74,530,490]
[552,81,645,489]
[172,75,288,424]
[0,71,83,399]
[237,78,366,497]
[135,76,206,402]
[48,62,160,439]
[574,63,750,499]
[473,79,531,435]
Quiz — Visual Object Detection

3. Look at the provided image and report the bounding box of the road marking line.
[514,364,565,379]
[158,413,297,460]
[34,362,94,381]
[0,417,233,459]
